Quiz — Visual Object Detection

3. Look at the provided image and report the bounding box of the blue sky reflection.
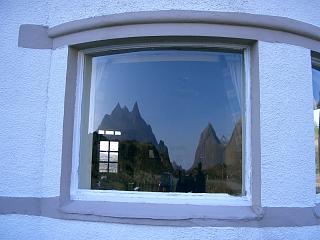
[90,50,243,169]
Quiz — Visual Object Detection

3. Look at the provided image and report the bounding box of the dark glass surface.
[83,49,244,194]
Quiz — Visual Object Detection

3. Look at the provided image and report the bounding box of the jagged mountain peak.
[111,102,122,115]
[99,102,157,146]
[111,103,138,117]
[192,122,224,170]
[207,122,213,129]
[201,122,220,144]
[204,122,214,134]
[131,101,141,118]
[123,105,129,113]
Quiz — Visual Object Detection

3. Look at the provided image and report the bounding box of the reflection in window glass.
[99,152,108,161]
[81,50,244,195]
[106,130,114,135]
[109,163,118,173]
[98,130,105,135]
[313,64,320,194]
[100,141,109,151]
[109,152,118,162]
[110,141,119,152]
[99,162,108,173]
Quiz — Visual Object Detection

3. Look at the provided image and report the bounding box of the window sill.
[71,189,251,205]
[60,196,261,220]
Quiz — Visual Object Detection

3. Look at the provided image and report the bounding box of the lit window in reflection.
[99,162,108,173]
[97,140,119,174]
[81,50,244,194]
[98,130,105,135]
[109,163,118,173]
[110,141,119,151]
[99,152,108,161]
[100,141,109,151]
[109,152,118,162]
[105,130,114,135]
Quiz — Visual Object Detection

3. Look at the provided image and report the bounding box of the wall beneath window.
[2,215,320,240]
[1,0,320,239]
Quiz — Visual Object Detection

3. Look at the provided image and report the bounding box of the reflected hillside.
[193,123,224,168]
[190,120,242,194]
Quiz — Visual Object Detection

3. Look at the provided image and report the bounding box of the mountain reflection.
[91,103,242,195]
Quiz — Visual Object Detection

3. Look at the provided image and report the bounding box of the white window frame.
[70,42,252,207]
[313,54,320,203]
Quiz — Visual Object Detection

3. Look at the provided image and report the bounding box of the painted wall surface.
[1,215,320,240]
[0,0,52,197]
[46,0,320,27]
[1,0,320,239]
[259,42,315,207]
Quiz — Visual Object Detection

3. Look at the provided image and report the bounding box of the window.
[98,140,119,173]
[312,55,320,194]
[71,41,252,206]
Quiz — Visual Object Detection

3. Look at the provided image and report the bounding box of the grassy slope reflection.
[91,103,242,195]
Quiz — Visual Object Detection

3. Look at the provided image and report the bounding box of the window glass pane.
[313,66,320,194]
[99,162,108,173]
[109,163,118,173]
[81,49,244,195]
[110,141,119,151]
[100,141,109,151]
[99,152,108,162]
[109,152,118,162]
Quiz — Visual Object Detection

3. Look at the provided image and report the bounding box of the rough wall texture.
[47,0,320,28]
[41,47,68,196]
[1,0,320,239]
[259,42,315,207]
[0,1,51,197]
[1,215,320,240]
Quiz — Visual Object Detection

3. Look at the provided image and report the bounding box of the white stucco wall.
[1,215,320,240]
[259,42,315,207]
[41,47,68,197]
[0,0,51,197]
[46,0,320,28]
[1,0,320,239]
